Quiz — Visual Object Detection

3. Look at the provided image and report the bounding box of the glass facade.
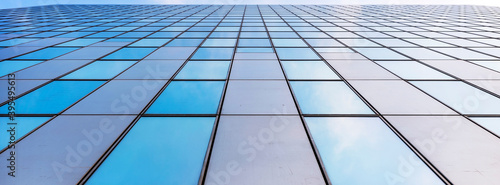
[1,4,500,185]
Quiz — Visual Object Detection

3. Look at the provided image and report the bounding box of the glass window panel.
[165,39,203,47]
[175,61,230,79]
[276,48,320,60]
[470,117,500,136]
[146,81,225,114]
[240,32,268,38]
[375,61,452,80]
[61,61,135,79]
[238,39,271,47]
[191,48,234,60]
[269,31,299,38]
[148,32,181,38]
[178,31,210,38]
[432,48,496,60]
[306,117,444,185]
[0,38,38,46]
[371,38,416,47]
[129,39,170,47]
[0,60,44,77]
[209,31,239,38]
[15,47,79,60]
[236,48,274,53]
[469,61,500,72]
[272,39,307,47]
[282,61,340,80]
[411,81,500,114]
[221,80,297,114]
[354,48,408,60]
[0,117,51,149]
[305,39,343,47]
[202,39,237,47]
[339,39,380,47]
[392,48,452,60]
[290,81,373,114]
[103,47,156,60]
[0,81,104,114]
[57,38,104,47]
[86,117,215,185]
[405,39,453,47]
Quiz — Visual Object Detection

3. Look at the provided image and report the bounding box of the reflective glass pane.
[57,38,104,46]
[61,61,135,79]
[354,48,408,60]
[306,117,444,185]
[290,81,373,114]
[146,81,225,114]
[103,48,156,60]
[202,39,237,47]
[282,61,340,80]
[175,61,230,79]
[165,39,203,47]
[86,117,215,185]
[0,117,51,148]
[129,39,170,47]
[238,39,271,47]
[191,48,234,60]
[276,48,320,60]
[0,81,104,114]
[411,81,500,114]
[15,47,79,60]
[0,38,38,46]
[470,117,500,136]
[375,61,452,80]
[0,60,44,77]
[272,39,307,47]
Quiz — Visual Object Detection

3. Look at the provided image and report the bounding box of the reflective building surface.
[1,4,500,185]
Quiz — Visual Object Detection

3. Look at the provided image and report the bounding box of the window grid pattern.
[1,4,500,185]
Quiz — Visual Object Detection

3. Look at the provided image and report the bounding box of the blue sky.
[2,0,500,9]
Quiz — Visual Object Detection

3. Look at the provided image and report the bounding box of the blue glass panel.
[0,38,38,46]
[282,61,340,80]
[62,61,135,79]
[209,31,239,38]
[276,48,320,60]
[15,47,79,60]
[178,32,210,38]
[165,39,203,47]
[116,31,151,38]
[306,117,444,185]
[146,81,225,114]
[0,117,51,149]
[290,81,373,114]
[175,61,230,79]
[0,60,44,76]
[86,32,123,38]
[129,39,170,47]
[86,117,215,185]
[57,38,104,46]
[191,48,234,60]
[148,32,181,38]
[103,48,156,60]
[0,81,104,114]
